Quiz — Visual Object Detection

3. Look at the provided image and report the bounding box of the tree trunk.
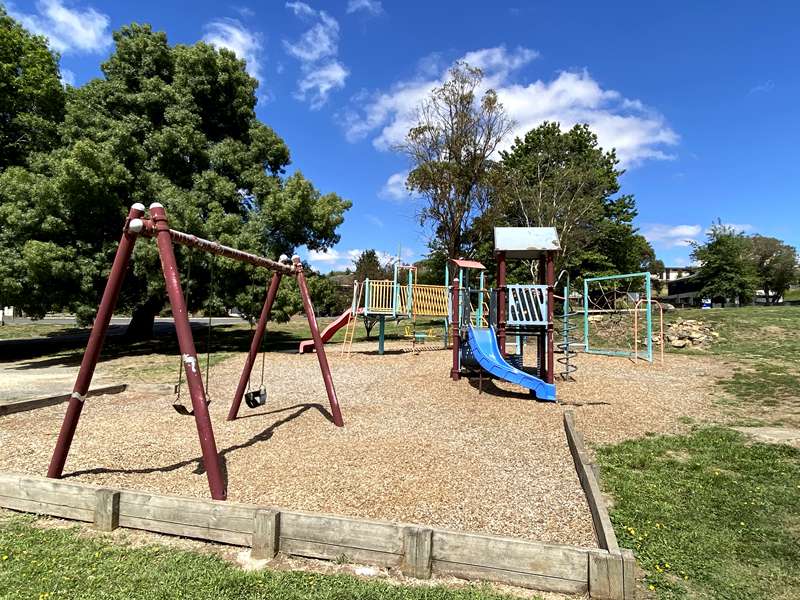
[364,317,376,339]
[125,297,163,340]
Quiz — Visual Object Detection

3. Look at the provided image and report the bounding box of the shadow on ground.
[63,403,333,492]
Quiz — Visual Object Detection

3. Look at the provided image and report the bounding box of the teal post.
[378,315,386,355]
[364,278,370,317]
[645,272,653,363]
[407,269,413,315]
[478,271,485,326]
[583,278,589,352]
[392,263,399,317]
[444,263,450,343]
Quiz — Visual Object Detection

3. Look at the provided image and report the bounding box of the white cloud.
[60,68,75,86]
[306,247,397,272]
[379,171,411,201]
[342,45,678,166]
[283,3,348,108]
[298,61,349,109]
[365,214,384,228]
[749,80,774,95]
[307,248,344,262]
[642,224,702,247]
[347,0,383,15]
[9,0,111,54]
[203,19,264,83]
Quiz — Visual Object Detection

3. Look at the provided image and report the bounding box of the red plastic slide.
[298,307,362,353]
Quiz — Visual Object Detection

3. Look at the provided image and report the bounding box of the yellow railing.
[366,280,396,314]
[364,281,449,317]
[411,284,449,317]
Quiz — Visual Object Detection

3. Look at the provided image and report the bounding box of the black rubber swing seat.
[244,387,267,409]
[172,398,211,416]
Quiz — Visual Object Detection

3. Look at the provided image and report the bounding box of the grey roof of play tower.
[493,227,561,259]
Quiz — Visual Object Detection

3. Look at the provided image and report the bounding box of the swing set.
[46,203,344,501]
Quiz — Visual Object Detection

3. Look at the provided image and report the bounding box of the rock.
[671,339,689,348]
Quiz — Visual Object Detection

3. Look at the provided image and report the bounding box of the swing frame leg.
[151,204,226,501]
[228,272,282,421]
[48,204,145,480]
[295,257,344,427]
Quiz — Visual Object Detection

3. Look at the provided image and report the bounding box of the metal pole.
[378,315,386,355]
[497,251,507,356]
[583,278,590,352]
[450,276,460,380]
[478,271,485,326]
[150,203,226,501]
[294,256,344,427]
[228,272,282,421]
[645,272,653,363]
[165,229,294,274]
[546,251,555,385]
[48,203,145,480]
[392,262,399,317]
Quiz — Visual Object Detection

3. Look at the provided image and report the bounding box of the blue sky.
[7,0,799,272]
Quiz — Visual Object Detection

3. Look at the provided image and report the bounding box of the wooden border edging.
[0,384,128,416]
[563,410,619,553]
[564,410,637,599]
[0,471,634,598]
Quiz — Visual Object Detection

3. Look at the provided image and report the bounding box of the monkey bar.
[47,203,343,501]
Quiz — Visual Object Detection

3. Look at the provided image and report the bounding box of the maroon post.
[496,251,507,356]
[228,272,282,421]
[150,203,226,500]
[450,276,460,380]
[545,251,555,385]
[294,256,344,427]
[48,203,145,480]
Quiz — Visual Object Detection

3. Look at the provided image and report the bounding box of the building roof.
[451,258,486,270]
[493,227,561,259]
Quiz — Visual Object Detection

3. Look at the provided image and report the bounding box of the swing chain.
[244,275,269,409]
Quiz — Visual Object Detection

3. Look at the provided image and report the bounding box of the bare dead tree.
[395,63,514,259]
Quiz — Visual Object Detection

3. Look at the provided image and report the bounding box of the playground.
[0,329,722,546]
[0,209,732,599]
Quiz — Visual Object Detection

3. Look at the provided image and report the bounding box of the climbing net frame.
[582,271,655,362]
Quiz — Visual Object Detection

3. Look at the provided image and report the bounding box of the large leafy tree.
[353,249,391,281]
[0,6,65,169]
[749,235,797,304]
[397,63,513,259]
[0,23,350,336]
[495,122,657,282]
[691,222,758,304]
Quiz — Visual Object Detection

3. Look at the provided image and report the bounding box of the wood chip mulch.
[0,340,722,549]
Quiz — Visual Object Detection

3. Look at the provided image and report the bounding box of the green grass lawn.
[598,428,800,599]
[0,323,89,340]
[663,307,800,414]
[597,306,800,599]
[1,315,443,385]
[0,514,519,600]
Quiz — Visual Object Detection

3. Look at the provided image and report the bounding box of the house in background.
[654,266,698,303]
[659,266,697,282]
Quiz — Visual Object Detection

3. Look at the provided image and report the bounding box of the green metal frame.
[583,271,652,362]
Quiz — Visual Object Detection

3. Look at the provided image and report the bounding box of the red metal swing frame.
[47,202,343,501]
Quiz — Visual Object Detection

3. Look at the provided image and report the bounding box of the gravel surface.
[0,341,721,548]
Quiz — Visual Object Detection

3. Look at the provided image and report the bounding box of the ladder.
[341,281,363,356]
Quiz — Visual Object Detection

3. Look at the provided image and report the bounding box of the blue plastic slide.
[466,325,557,401]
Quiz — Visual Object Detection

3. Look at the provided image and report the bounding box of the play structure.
[577,271,664,363]
[449,228,560,402]
[46,203,343,501]
[299,261,451,355]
